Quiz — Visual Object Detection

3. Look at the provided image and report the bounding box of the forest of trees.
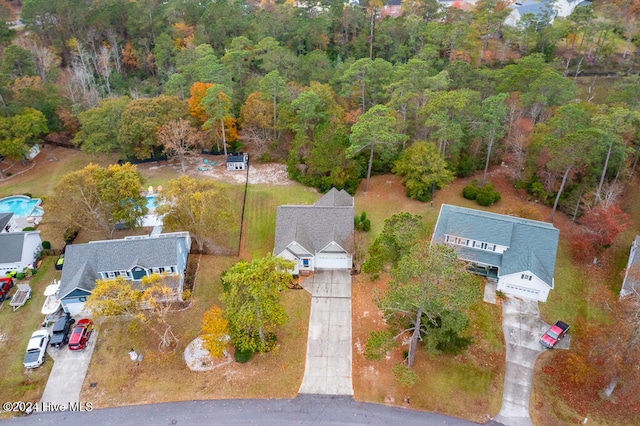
[0,0,638,215]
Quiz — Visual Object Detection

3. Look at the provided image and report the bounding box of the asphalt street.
[7,395,487,425]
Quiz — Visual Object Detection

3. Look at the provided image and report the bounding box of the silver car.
[23,329,50,369]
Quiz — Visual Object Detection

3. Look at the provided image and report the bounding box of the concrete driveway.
[299,269,353,395]
[493,297,552,426]
[40,326,98,410]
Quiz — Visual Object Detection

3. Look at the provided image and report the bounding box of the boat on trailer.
[41,280,61,317]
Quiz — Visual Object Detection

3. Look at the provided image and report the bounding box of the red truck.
[540,321,570,349]
[0,277,14,302]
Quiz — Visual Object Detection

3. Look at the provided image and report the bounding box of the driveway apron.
[40,329,98,410]
[299,269,353,395]
[493,298,548,426]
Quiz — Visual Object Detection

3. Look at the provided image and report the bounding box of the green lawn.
[243,184,318,257]
[0,258,61,411]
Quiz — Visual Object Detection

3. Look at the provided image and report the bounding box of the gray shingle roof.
[314,188,354,207]
[273,188,354,256]
[59,236,185,299]
[0,232,25,263]
[0,213,13,230]
[621,236,640,298]
[432,204,559,287]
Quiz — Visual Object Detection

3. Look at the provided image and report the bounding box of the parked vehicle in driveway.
[23,329,50,368]
[540,321,570,349]
[50,315,75,348]
[0,277,14,301]
[68,318,93,350]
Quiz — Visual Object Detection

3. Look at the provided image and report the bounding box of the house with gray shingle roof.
[0,231,42,276]
[274,188,354,274]
[431,204,559,302]
[58,232,191,315]
[504,0,589,27]
[0,213,17,233]
[620,236,640,299]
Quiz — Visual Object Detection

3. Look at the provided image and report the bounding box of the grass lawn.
[0,148,114,200]
[81,254,310,407]
[0,257,61,415]
[351,271,504,423]
[242,184,318,257]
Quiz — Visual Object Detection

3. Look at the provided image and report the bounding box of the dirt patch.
[137,155,293,186]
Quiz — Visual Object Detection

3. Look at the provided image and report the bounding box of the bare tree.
[157,119,203,172]
[97,45,113,96]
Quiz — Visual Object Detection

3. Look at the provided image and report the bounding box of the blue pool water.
[146,195,157,210]
[0,196,43,217]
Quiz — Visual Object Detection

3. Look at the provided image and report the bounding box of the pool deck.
[14,216,41,230]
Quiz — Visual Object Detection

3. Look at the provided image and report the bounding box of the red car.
[68,318,93,350]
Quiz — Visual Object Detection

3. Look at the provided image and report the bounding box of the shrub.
[365,330,397,360]
[462,182,479,200]
[476,183,501,206]
[181,290,192,301]
[530,182,547,200]
[354,211,371,232]
[234,348,253,363]
[16,273,26,280]
[42,241,51,250]
[63,228,79,244]
[392,364,418,387]
[22,227,36,231]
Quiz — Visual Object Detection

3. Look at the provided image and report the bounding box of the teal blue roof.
[432,204,559,287]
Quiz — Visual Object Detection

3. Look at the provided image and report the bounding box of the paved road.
[6,395,482,425]
[299,270,353,395]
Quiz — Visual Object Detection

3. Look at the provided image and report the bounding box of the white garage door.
[503,284,540,300]
[63,302,87,316]
[316,255,351,269]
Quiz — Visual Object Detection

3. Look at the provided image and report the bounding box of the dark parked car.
[23,329,50,368]
[68,318,93,351]
[50,315,75,348]
[540,321,570,349]
[0,277,14,302]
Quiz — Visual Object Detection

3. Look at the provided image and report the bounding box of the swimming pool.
[146,195,159,211]
[0,195,43,218]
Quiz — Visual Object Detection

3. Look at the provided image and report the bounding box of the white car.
[23,329,50,369]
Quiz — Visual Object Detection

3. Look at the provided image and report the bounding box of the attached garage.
[502,283,541,300]
[316,254,352,269]
[62,301,88,316]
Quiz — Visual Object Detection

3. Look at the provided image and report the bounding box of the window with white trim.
[521,274,532,281]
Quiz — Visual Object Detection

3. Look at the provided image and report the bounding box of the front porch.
[467,263,499,281]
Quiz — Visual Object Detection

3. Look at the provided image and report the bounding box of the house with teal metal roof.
[431,204,559,302]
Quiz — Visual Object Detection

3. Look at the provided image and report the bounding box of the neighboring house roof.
[0,213,13,230]
[0,232,26,263]
[59,235,187,299]
[621,236,640,298]
[511,0,549,18]
[227,153,247,163]
[432,204,559,287]
[273,188,354,257]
